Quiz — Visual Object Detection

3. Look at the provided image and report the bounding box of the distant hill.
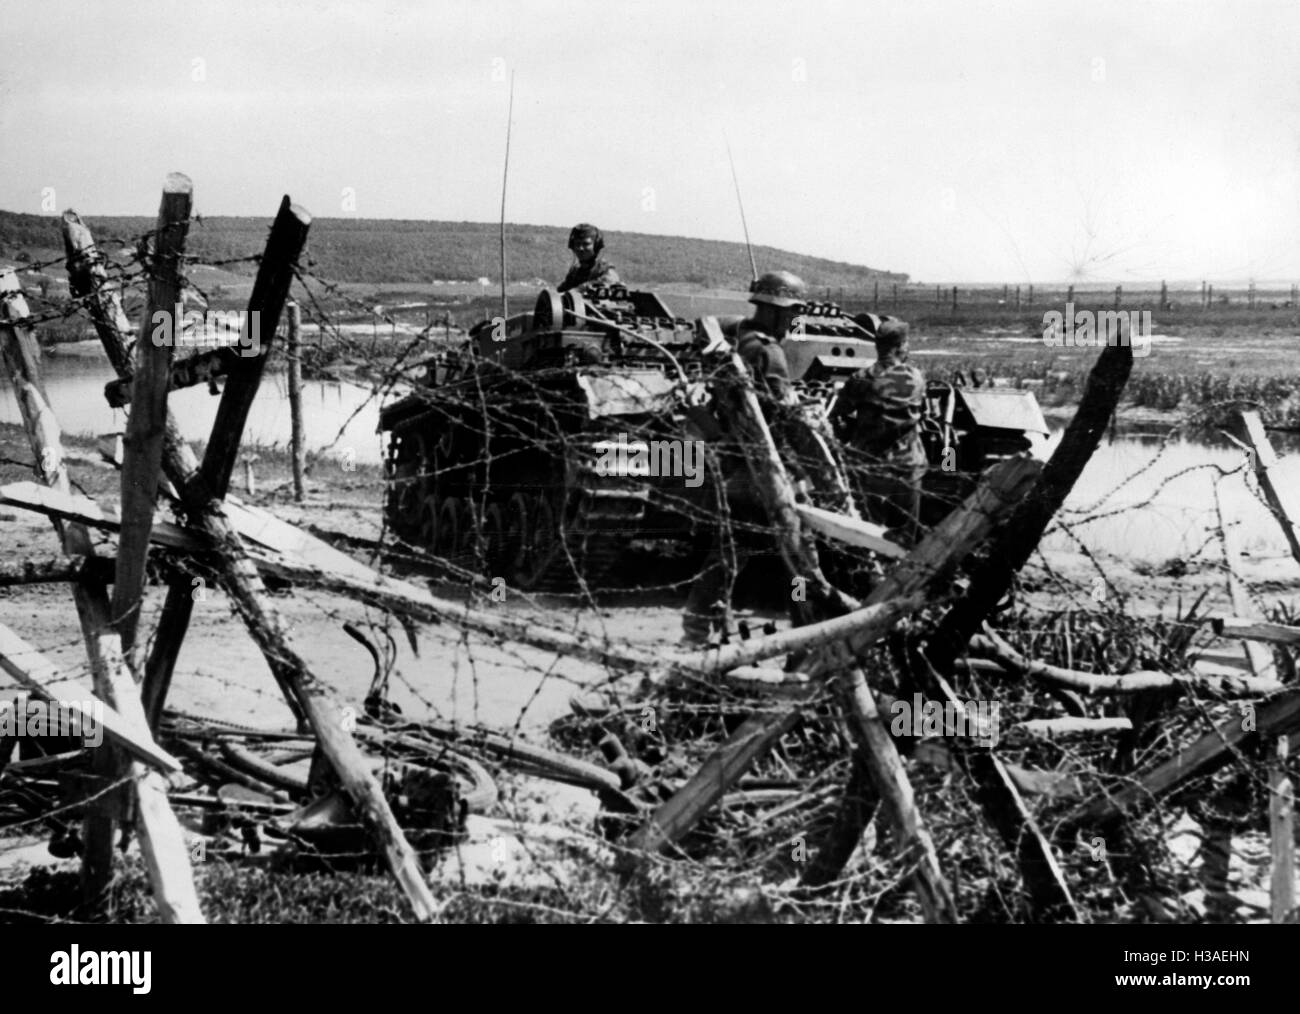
[0,211,907,289]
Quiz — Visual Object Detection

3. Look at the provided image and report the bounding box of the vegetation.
[0,210,905,289]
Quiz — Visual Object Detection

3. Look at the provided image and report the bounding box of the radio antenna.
[725,135,759,283]
[498,71,515,319]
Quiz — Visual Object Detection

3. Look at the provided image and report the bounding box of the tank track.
[521,456,654,593]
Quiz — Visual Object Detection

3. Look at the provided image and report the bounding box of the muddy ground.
[2,407,1299,912]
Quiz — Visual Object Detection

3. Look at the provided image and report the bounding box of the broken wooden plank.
[1212,617,1300,646]
[0,623,181,774]
[0,481,196,550]
[627,709,803,854]
[1238,410,1300,567]
[793,502,907,559]
[113,173,191,655]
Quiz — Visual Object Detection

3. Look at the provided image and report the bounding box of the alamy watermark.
[1042,302,1152,358]
[889,693,1001,747]
[0,695,104,747]
[150,305,262,357]
[594,433,705,488]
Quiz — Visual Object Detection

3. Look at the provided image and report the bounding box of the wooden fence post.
[1015,285,1021,310]
[1027,284,1033,307]
[873,280,879,309]
[1271,736,1295,923]
[1114,285,1122,310]
[288,300,306,502]
[951,286,958,313]
[114,173,191,656]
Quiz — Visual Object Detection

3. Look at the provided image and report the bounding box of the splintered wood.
[3,183,1298,928]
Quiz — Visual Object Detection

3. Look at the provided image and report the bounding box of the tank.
[379,285,717,590]
[379,285,1050,588]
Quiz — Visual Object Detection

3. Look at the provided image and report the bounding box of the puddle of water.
[6,356,1298,567]
[0,355,386,463]
[1041,429,1300,564]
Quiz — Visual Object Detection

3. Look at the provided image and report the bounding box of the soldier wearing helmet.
[830,317,928,546]
[680,270,807,646]
[558,223,621,293]
[729,270,807,403]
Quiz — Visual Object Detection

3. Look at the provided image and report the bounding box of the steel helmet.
[748,270,807,308]
[568,223,604,254]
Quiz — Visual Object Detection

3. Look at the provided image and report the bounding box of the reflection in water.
[0,355,385,464]
[1041,428,1300,564]
[5,357,1299,564]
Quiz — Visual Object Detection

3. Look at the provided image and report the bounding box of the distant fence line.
[818,280,1300,315]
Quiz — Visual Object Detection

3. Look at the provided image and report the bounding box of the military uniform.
[735,327,793,402]
[558,257,620,293]
[682,273,806,644]
[833,355,927,546]
[681,329,789,643]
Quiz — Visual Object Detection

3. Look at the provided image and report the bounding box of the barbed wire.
[2,241,1297,924]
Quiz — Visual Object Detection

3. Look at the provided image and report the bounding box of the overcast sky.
[2,0,1298,283]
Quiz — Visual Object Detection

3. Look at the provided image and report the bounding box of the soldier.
[731,270,809,402]
[558,223,620,292]
[680,271,807,646]
[830,317,927,547]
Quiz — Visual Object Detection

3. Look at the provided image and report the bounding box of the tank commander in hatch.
[558,223,620,293]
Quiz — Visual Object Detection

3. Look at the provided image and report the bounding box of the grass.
[0,844,789,924]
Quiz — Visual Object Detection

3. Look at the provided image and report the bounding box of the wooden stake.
[198,197,308,500]
[1236,411,1300,567]
[114,173,192,655]
[288,301,306,502]
[1271,736,1295,923]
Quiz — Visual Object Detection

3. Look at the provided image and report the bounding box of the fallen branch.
[972,628,1281,697]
